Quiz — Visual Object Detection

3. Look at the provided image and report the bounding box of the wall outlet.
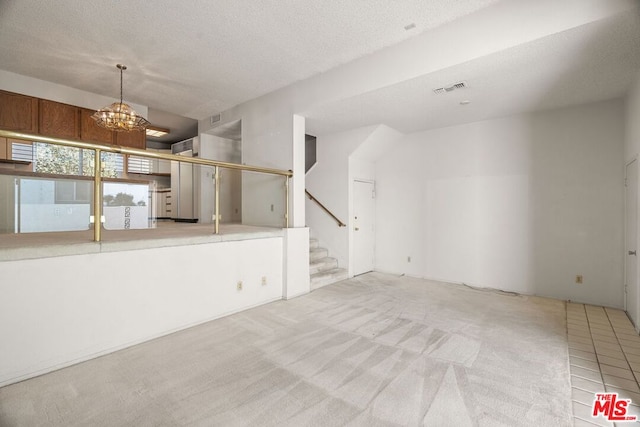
[270,204,274,212]
[575,275,583,284]
[262,276,267,286]
[407,256,411,263]
[237,281,243,291]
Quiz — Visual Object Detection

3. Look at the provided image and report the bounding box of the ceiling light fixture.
[146,125,170,137]
[92,64,150,132]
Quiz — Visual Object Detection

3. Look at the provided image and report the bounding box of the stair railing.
[0,129,293,242]
[305,189,346,227]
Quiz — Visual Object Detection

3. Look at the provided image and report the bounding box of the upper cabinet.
[39,99,80,140]
[79,108,114,144]
[115,129,146,149]
[0,90,38,133]
[1,90,146,149]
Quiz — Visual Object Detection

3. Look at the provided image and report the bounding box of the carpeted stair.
[309,237,348,290]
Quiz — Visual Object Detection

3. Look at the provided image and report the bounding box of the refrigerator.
[170,138,198,222]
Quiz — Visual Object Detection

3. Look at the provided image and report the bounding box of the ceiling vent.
[433,81,467,94]
[210,113,221,125]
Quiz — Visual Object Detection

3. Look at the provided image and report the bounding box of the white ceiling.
[0,0,638,138]
[304,12,640,135]
[0,0,498,120]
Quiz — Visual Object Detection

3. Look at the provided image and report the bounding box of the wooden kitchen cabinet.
[1,90,147,150]
[115,128,146,149]
[80,108,114,144]
[0,90,39,133]
[0,137,7,160]
[39,99,80,140]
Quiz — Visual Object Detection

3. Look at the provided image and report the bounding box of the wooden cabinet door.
[0,137,7,160]
[80,108,114,144]
[39,99,79,139]
[0,90,38,132]
[115,129,146,149]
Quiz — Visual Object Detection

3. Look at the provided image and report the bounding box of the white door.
[353,180,375,276]
[626,159,639,329]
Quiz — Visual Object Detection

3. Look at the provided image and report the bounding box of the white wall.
[306,125,404,275]
[626,71,640,162]
[624,71,640,323]
[306,126,378,269]
[0,237,283,386]
[197,133,242,224]
[231,111,300,228]
[376,100,625,307]
[200,0,633,238]
[283,227,310,299]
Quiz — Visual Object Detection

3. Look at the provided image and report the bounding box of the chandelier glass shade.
[92,64,149,132]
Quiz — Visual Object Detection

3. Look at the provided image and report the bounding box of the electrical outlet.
[270,204,274,212]
[407,256,411,263]
[262,276,267,286]
[575,275,583,284]
[237,281,243,291]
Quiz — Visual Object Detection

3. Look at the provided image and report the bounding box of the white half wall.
[283,227,310,299]
[0,237,283,387]
[376,99,625,307]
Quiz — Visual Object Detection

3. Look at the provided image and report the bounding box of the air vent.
[210,113,221,125]
[171,138,194,154]
[433,81,468,94]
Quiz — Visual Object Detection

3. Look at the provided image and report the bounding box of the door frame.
[350,178,376,277]
[625,156,639,330]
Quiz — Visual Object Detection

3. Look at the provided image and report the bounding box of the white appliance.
[171,138,198,222]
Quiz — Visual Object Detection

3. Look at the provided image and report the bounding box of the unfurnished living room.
[1,1,640,426]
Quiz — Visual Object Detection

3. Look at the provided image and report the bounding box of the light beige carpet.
[0,272,571,426]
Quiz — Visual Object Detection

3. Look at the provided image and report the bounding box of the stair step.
[309,247,328,262]
[310,268,348,290]
[309,238,319,249]
[310,256,338,275]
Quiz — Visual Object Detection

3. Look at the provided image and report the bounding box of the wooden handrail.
[305,190,346,227]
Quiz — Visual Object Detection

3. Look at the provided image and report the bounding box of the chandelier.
[92,64,150,132]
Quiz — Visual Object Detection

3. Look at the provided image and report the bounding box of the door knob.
[630,251,637,256]
[354,227,359,231]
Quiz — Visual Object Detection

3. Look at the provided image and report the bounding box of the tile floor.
[568,303,640,426]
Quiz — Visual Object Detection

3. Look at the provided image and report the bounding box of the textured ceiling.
[1,0,638,139]
[0,0,499,121]
[304,12,640,135]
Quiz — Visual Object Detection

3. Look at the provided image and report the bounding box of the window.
[11,141,34,162]
[54,181,91,204]
[127,156,152,174]
[25,142,123,178]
